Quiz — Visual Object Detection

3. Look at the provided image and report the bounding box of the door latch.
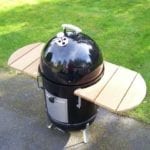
[49,97,55,103]
[76,97,81,109]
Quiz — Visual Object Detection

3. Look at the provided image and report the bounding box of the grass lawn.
[0,0,149,123]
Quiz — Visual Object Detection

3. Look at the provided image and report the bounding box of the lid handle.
[62,24,82,34]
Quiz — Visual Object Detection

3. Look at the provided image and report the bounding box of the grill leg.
[54,127,65,133]
[82,123,89,143]
[46,114,53,129]
[47,123,53,129]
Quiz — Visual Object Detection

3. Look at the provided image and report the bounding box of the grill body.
[39,24,104,130]
[39,68,104,130]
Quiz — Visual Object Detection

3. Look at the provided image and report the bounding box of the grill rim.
[38,63,104,87]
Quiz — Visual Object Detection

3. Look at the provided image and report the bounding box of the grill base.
[47,113,97,131]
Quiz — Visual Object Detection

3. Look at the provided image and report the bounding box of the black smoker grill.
[38,24,104,132]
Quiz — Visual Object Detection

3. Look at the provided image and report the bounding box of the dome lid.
[40,24,103,85]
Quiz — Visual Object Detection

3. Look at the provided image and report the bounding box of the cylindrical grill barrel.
[39,24,104,130]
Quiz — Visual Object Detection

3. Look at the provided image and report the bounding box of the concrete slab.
[0,70,150,150]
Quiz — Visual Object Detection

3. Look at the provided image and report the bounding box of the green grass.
[0,0,150,123]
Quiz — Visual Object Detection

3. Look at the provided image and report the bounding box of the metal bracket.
[76,97,81,109]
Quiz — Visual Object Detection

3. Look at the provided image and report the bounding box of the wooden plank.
[8,43,42,65]
[94,67,137,111]
[117,74,146,112]
[10,43,45,71]
[74,61,119,103]
[23,58,40,78]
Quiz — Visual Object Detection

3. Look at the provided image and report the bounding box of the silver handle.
[62,24,82,34]
[49,97,55,103]
[76,97,81,109]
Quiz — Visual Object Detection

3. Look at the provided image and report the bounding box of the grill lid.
[40,24,104,85]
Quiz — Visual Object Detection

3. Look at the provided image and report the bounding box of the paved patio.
[0,70,150,150]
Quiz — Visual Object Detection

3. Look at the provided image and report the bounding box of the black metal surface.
[40,32,103,85]
[41,74,101,118]
[38,24,104,130]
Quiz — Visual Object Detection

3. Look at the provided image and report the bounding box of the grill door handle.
[49,97,55,103]
[76,97,81,109]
